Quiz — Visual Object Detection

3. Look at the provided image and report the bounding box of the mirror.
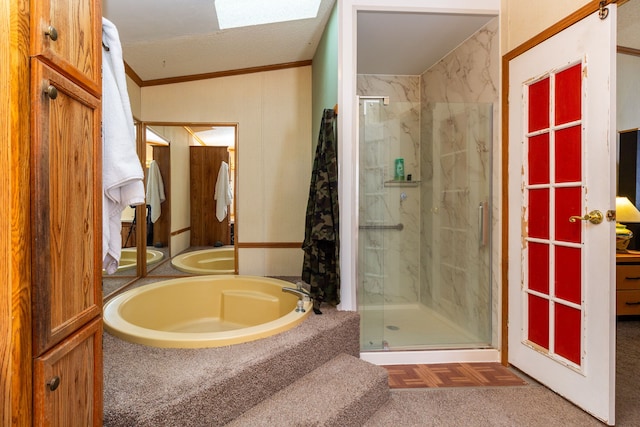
[103,122,238,299]
[143,122,237,277]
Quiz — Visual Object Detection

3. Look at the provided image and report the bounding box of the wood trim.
[170,227,191,236]
[618,45,640,57]
[1,0,32,423]
[237,242,302,249]
[501,0,607,366]
[124,61,144,87]
[135,122,147,278]
[128,60,312,87]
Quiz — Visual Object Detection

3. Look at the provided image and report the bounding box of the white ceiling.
[357,12,494,75]
[102,0,498,82]
[102,0,337,81]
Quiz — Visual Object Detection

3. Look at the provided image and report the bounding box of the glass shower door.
[357,96,492,351]
[358,96,389,351]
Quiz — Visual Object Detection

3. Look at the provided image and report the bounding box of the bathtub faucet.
[282,287,310,313]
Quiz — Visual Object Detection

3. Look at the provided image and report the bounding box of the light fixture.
[615,196,640,252]
[215,0,321,29]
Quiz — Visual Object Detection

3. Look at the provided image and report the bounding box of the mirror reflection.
[137,123,236,280]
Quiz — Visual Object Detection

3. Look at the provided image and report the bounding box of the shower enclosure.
[357,94,493,351]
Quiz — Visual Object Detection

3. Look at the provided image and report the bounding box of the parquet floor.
[382,363,527,389]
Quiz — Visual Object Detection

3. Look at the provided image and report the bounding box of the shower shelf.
[384,180,420,187]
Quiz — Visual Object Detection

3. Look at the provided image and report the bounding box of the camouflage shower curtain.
[302,108,340,309]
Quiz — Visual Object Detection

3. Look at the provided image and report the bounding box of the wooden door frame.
[501,0,618,365]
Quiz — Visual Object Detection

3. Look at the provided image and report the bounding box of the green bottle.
[394,158,405,181]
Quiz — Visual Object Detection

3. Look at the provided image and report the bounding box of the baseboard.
[360,348,500,365]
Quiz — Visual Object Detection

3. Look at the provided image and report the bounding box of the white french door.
[507,7,616,425]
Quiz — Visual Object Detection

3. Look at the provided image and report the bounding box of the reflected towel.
[102,18,145,274]
[214,161,233,222]
[146,160,166,223]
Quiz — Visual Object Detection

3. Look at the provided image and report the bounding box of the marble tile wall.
[357,75,421,306]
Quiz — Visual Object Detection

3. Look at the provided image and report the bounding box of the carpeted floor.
[102,268,639,426]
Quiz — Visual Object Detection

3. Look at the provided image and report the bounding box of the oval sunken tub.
[106,248,164,273]
[171,247,235,274]
[103,275,312,348]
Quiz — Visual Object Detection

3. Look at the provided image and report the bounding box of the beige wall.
[500,0,590,53]
[140,66,312,275]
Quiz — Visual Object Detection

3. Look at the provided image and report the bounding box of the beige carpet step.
[104,307,361,426]
[227,353,390,427]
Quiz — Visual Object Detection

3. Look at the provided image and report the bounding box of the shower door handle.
[479,202,489,247]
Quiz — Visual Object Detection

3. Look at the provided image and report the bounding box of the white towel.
[102,18,145,274]
[214,161,233,222]
[146,160,166,223]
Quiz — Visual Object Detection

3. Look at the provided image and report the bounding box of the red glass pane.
[555,126,581,183]
[555,64,582,125]
[555,303,581,365]
[555,187,582,243]
[528,294,550,350]
[555,246,581,304]
[528,189,549,239]
[528,78,550,132]
[528,133,550,185]
[528,242,549,294]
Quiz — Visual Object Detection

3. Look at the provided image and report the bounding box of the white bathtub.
[103,275,312,348]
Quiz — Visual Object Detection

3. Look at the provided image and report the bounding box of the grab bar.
[359,223,404,231]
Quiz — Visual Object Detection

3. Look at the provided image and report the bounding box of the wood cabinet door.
[31,61,102,356]
[33,318,103,427]
[30,0,101,96]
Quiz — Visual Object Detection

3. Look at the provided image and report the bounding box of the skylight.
[215,0,321,29]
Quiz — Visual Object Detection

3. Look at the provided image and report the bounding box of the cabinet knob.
[47,376,60,391]
[45,25,58,41]
[44,84,58,100]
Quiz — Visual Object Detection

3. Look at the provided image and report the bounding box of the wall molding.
[125,60,312,87]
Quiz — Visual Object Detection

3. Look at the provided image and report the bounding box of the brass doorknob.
[569,210,603,224]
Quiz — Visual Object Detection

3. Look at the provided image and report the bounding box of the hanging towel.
[146,160,166,223]
[102,17,145,274]
[302,108,340,310]
[214,161,233,222]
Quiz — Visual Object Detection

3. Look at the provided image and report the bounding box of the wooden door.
[507,7,616,424]
[190,146,230,246]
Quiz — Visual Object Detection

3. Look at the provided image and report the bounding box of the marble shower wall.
[420,18,499,343]
[357,75,421,305]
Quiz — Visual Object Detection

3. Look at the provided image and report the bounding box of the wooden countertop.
[616,250,640,263]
